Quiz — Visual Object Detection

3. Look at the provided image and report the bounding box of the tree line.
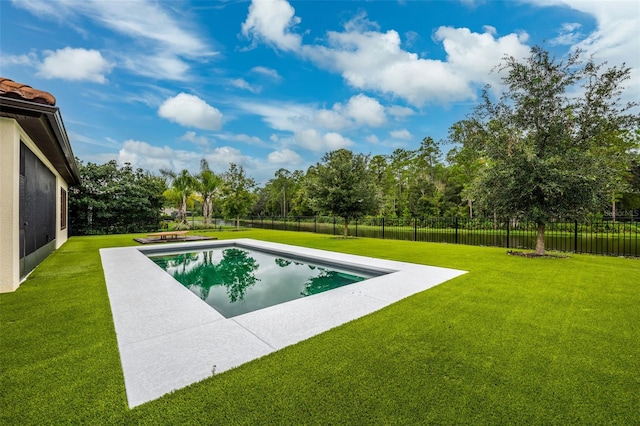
[69,47,640,254]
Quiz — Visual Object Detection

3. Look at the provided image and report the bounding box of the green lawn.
[1,230,638,424]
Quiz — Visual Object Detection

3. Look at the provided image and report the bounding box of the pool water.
[149,247,381,318]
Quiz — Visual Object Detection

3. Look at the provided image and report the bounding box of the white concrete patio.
[100,239,466,407]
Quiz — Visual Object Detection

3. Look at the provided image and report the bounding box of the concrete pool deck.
[100,239,466,407]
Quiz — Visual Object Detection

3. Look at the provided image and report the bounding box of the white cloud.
[118,139,200,172]
[0,51,38,67]
[117,139,254,176]
[387,105,415,119]
[242,0,302,51]
[314,108,351,131]
[70,131,121,149]
[239,95,389,136]
[389,129,413,140]
[37,47,112,83]
[215,133,267,146]
[293,129,354,152]
[344,94,387,127]
[13,0,211,56]
[242,4,532,106]
[229,78,261,93]
[206,146,247,169]
[433,26,530,88]
[366,134,380,144]
[482,25,497,35]
[180,131,210,148]
[238,100,315,132]
[12,0,215,80]
[251,66,282,80]
[526,0,640,102]
[549,22,583,46]
[158,93,223,131]
[313,94,387,131]
[120,54,190,81]
[268,148,302,164]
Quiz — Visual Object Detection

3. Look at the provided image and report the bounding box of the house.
[0,77,80,293]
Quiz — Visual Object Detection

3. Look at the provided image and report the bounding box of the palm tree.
[161,168,195,224]
[195,159,222,225]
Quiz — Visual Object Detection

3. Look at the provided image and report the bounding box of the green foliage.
[195,159,222,225]
[69,160,166,235]
[222,163,256,228]
[253,168,305,217]
[457,46,639,253]
[618,150,640,213]
[162,169,197,224]
[1,231,638,424]
[306,149,378,236]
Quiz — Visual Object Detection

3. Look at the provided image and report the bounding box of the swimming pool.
[100,239,466,407]
[149,247,383,317]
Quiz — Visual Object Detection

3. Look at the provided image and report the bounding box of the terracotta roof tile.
[0,77,56,106]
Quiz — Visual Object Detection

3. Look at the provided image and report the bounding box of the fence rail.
[241,216,640,257]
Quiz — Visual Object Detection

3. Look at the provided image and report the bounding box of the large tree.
[69,160,166,234]
[221,163,256,229]
[306,149,378,237]
[447,119,486,218]
[259,168,302,217]
[464,46,639,255]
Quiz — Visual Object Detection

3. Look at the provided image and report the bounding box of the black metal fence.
[241,216,640,257]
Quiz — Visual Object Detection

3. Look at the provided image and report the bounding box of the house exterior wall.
[0,118,21,293]
[0,117,70,293]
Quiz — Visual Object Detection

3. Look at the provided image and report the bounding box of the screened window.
[60,188,67,230]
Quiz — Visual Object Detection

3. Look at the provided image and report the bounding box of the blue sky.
[2,0,638,183]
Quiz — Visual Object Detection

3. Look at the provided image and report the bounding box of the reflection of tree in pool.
[301,269,363,296]
[159,252,200,274]
[217,248,259,302]
[170,249,259,302]
[275,258,292,268]
[168,251,215,296]
[275,258,313,268]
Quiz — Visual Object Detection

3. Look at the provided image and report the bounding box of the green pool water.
[149,247,381,318]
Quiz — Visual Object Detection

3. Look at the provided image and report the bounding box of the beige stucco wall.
[0,117,71,293]
[0,118,21,293]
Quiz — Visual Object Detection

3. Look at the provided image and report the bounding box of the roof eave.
[0,96,81,185]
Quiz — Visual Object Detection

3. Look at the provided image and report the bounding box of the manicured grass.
[1,230,638,424]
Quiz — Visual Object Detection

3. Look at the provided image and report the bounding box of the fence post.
[455,217,459,244]
[314,216,317,233]
[333,217,336,235]
[506,219,510,249]
[414,217,417,241]
[574,220,578,253]
[382,217,385,239]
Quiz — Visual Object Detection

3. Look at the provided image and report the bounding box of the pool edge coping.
[100,238,467,408]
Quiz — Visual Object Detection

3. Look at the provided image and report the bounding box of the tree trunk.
[535,222,546,255]
[202,197,209,225]
[343,219,349,238]
[235,215,240,230]
[181,194,188,224]
[612,199,617,223]
[468,199,473,219]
